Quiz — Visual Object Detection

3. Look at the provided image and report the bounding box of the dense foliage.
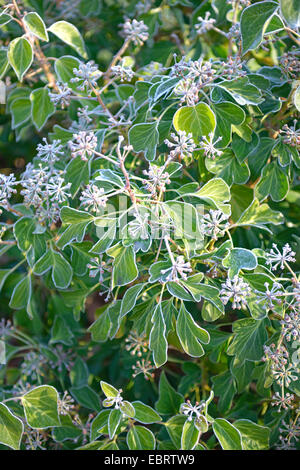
[0,0,299,451]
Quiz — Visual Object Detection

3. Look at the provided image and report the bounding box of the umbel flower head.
[68,131,97,160]
[199,132,223,159]
[71,61,102,92]
[80,184,108,212]
[121,18,149,45]
[49,82,72,108]
[266,243,296,271]
[0,173,18,209]
[161,255,193,282]
[195,12,216,35]
[220,275,251,309]
[164,130,197,159]
[200,209,230,240]
[36,138,64,165]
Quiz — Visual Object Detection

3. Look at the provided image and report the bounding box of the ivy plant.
[0,0,299,451]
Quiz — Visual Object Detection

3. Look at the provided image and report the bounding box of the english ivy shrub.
[0,0,299,451]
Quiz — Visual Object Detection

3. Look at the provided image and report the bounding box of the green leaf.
[50,316,74,346]
[70,385,101,411]
[24,12,49,41]
[236,198,284,228]
[173,102,216,143]
[8,37,33,81]
[165,415,187,448]
[90,410,110,440]
[54,55,81,89]
[222,248,257,278]
[107,243,138,287]
[0,403,24,450]
[234,419,270,450]
[227,318,269,363]
[213,102,245,147]
[30,87,55,131]
[180,278,224,313]
[241,1,279,54]
[149,304,168,367]
[9,274,32,311]
[217,78,263,105]
[57,207,93,249]
[176,303,210,357]
[280,0,300,29]
[120,400,135,418]
[0,13,12,27]
[48,21,87,58]
[129,122,159,161]
[34,249,73,289]
[10,98,31,129]
[181,419,200,450]
[213,418,242,450]
[132,401,162,424]
[193,177,231,212]
[108,409,122,439]
[100,381,119,399]
[211,371,236,413]
[21,385,60,428]
[206,150,250,186]
[255,161,289,202]
[0,48,9,78]
[88,309,111,342]
[294,85,300,111]
[155,372,184,415]
[66,156,91,197]
[127,426,155,450]
[120,283,144,318]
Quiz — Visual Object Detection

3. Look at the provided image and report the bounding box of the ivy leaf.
[127,426,156,450]
[193,177,231,213]
[0,403,24,450]
[132,401,162,424]
[211,371,236,413]
[34,249,73,289]
[227,318,269,363]
[30,87,55,131]
[57,207,93,249]
[54,55,81,89]
[108,409,122,439]
[280,0,300,29]
[206,150,250,186]
[234,419,270,450]
[100,381,119,398]
[106,243,138,287]
[8,37,33,81]
[213,102,245,147]
[120,283,144,318]
[240,1,279,54]
[0,48,9,78]
[9,274,32,312]
[149,304,168,367]
[255,161,289,202]
[48,21,87,58]
[70,385,101,411]
[173,102,216,143]
[155,372,183,415]
[176,303,210,357]
[129,122,159,161]
[165,415,187,448]
[24,12,49,42]
[21,385,60,428]
[10,97,31,129]
[236,198,284,229]
[217,78,263,105]
[212,418,242,450]
[222,248,257,278]
[181,420,200,450]
[65,156,91,197]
